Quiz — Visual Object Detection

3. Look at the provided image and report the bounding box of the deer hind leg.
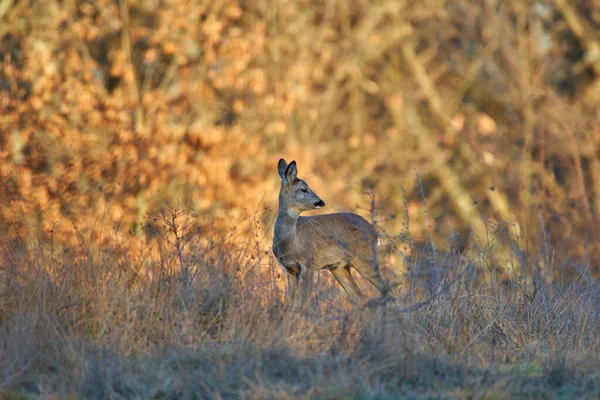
[352,257,391,298]
[330,265,366,304]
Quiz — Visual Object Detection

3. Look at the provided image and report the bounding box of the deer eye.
[300,188,308,193]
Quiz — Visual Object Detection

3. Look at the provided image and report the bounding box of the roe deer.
[272,158,390,308]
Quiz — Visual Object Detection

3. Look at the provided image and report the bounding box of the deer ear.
[284,161,297,183]
[278,159,288,181]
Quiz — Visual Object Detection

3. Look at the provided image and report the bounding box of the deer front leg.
[285,265,301,308]
[300,267,315,309]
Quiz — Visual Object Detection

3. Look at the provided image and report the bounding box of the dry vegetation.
[2,0,600,397]
[1,205,600,398]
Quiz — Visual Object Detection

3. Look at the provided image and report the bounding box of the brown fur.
[272,159,389,307]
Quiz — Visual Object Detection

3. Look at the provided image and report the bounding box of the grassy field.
[2,0,600,397]
[1,206,599,399]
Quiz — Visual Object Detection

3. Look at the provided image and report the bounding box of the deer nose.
[314,200,325,208]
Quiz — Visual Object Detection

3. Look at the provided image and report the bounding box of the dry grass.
[2,0,600,397]
[1,206,599,399]
[2,0,600,273]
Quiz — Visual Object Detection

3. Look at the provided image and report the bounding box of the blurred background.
[1,0,599,277]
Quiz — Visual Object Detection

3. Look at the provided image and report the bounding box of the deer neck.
[275,209,300,244]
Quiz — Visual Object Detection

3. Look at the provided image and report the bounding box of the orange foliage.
[1,0,599,272]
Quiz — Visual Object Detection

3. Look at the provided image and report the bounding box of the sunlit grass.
[1,206,599,398]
